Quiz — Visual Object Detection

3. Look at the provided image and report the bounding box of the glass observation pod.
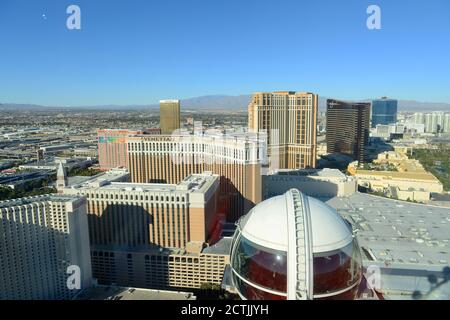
[230,189,362,300]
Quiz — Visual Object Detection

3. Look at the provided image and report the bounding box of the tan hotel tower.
[59,171,230,290]
[61,172,220,249]
[248,91,318,169]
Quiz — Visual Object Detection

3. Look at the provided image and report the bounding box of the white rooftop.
[268,168,347,179]
[76,286,196,300]
[69,172,218,194]
[326,193,450,267]
[240,190,353,253]
[68,168,129,189]
[0,194,82,209]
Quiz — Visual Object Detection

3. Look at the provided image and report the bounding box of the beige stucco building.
[248,91,318,169]
[59,168,232,292]
[389,187,431,202]
[90,241,230,290]
[353,170,443,199]
[61,172,220,249]
[349,150,444,201]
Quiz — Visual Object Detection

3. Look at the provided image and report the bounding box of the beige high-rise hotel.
[59,170,230,291]
[0,195,92,299]
[160,99,181,134]
[126,130,267,221]
[248,91,318,169]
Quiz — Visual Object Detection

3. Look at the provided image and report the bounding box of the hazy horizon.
[1,0,449,106]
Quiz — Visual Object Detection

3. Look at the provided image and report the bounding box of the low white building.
[262,168,357,200]
[19,156,95,171]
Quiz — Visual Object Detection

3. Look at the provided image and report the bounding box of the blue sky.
[0,0,449,106]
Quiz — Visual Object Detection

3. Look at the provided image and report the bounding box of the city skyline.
[1,0,450,106]
[1,0,450,303]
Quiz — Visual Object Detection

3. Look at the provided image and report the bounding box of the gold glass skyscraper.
[248,91,318,169]
[160,99,181,134]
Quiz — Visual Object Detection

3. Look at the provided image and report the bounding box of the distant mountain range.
[2,95,450,112]
[176,95,450,112]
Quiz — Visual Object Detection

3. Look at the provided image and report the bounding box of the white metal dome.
[240,190,353,254]
[230,189,362,300]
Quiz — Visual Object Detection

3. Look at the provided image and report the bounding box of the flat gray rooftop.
[326,192,450,299]
[22,157,90,167]
[69,173,217,194]
[327,193,450,267]
[0,194,82,209]
[67,169,129,188]
[75,286,196,300]
[203,237,233,255]
[272,168,346,179]
[67,175,96,186]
